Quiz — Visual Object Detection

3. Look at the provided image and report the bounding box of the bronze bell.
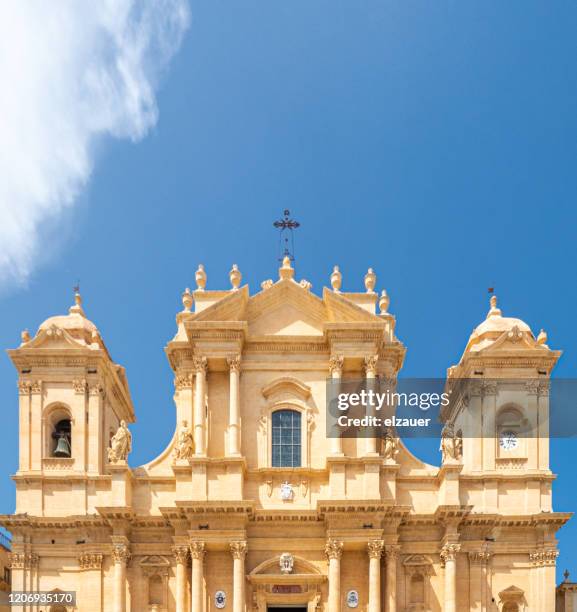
[53,434,71,458]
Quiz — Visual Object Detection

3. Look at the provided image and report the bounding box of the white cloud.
[0,0,189,286]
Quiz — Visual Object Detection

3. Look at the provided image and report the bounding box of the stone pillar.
[111,539,130,612]
[441,543,460,612]
[364,356,378,456]
[17,381,31,471]
[230,541,247,612]
[328,355,344,455]
[87,383,104,473]
[173,546,189,612]
[190,542,205,612]
[468,548,491,611]
[325,540,343,612]
[367,540,384,612]
[227,356,241,456]
[79,553,104,612]
[193,357,207,456]
[30,380,43,470]
[385,545,399,612]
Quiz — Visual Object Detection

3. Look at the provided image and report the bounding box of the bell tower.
[8,291,135,515]
[442,295,560,511]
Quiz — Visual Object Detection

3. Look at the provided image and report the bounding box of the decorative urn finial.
[537,328,548,345]
[364,268,376,293]
[182,288,193,312]
[487,294,501,318]
[330,266,342,292]
[69,287,86,317]
[195,265,207,291]
[279,256,295,280]
[379,289,390,314]
[229,264,242,290]
[21,329,30,343]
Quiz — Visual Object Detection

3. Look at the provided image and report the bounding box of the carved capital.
[468,549,491,565]
[174,372,194,391]
[30,380,42,394]
[538,381,550,397]
[525,380,540,395]
[88,384,103,397]
[9,553,25,569]
[189,541,205,560]
[17,381,31,396]
[172,545,189,565]
[79,553,103,570]
[227,355,241,373]
[440,543,461,565]
[481,381,497,396]
[367,540,384,559]
[73,379,87,394]
[192,356,208,375]
[530,548,558,567]
[230,541,247,560]
[112,543,130,565]
[384,545,401,560]
[363,355,378,377]
[328,355,344,376]
[325,539,343,560]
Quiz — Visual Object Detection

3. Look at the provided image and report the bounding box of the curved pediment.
[261,377,312,401]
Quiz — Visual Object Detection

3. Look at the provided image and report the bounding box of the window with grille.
[271,409,301,467]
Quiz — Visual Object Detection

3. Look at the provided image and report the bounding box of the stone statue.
[382,427,398,460]
[173,420,194,460]
[107,420,132,463]
[440,423,463,462]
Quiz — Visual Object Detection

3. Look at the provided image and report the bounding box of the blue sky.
[1,1,577,581]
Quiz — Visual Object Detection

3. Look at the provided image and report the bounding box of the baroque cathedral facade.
[1,258,569,611]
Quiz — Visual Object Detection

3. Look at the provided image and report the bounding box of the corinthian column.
[230,541,247,612]
[364,355,378,456]
[227,356,241,456]
[367,540,384,612]
[329,355,344,455]
[111,538,130,612]
[193,357,208,456]
[325,540,343,612]
[441,543,461,612]
[173,546,189,612]
[384,545,399,612]
[190,542,205,612]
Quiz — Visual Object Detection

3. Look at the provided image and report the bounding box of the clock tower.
[443,295,560,507]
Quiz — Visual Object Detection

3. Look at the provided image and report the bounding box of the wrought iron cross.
[273,209,300,262]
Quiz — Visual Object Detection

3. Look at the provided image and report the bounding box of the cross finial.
[273,209,300,262]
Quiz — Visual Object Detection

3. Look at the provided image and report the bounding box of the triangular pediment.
[140,555,169,567]
[247,280,326,336]
[191,286,249,322]
[323,288,382,323]
[245,280,383,336]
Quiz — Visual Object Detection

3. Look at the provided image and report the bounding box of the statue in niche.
[107,420,132,463]
[382,427,399,460]
[173,420,194,460]
[440,423,463,461]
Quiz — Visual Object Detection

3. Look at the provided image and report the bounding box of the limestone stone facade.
[0,258,570,611]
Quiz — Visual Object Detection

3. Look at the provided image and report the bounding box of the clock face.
[500,430,518,451]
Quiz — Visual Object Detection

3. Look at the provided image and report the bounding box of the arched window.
[52,418,71,457]
[272,409,301,467]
